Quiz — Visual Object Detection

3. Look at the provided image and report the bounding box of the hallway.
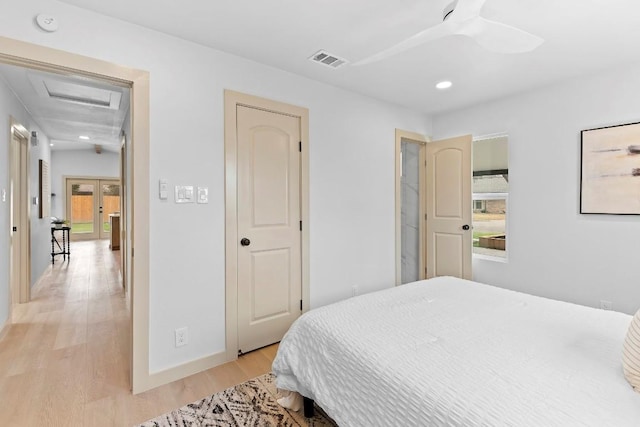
[0,240,275,426]
[0,240,128,425]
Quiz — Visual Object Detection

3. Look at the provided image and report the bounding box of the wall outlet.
[600,300,613,310]
[175,327,188,347]
[352,285,359,297]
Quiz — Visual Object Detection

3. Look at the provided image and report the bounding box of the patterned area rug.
[137,373,336,427]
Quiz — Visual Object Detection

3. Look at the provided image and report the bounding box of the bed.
[272,276,640,426]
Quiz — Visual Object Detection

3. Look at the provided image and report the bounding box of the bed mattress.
[272,276,640,426]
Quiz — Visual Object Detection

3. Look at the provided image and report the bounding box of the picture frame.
[580,122,640,215]
[39,159,51,218]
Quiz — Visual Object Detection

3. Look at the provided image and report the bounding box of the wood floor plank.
[0,240,279,426]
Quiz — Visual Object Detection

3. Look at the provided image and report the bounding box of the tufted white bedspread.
[272,276,640,426]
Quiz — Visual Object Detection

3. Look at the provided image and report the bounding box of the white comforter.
[272,277,640,426]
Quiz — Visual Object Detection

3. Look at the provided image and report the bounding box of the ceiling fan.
[353,0,543,66]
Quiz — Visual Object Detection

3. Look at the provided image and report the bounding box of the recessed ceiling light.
[436,80,453,90]
[50,143,54,147]
[79,135,90,140]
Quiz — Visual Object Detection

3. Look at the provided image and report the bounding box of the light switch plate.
[197,187,209,204]
[2,189,6,202]
[159,179,168,200]
[175,185,195,203]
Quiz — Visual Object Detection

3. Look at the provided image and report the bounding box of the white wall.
[50,149,120,219]
[29,124,52,287]
[0,75,52,327]
[0,0,431,373]
[433,62,640,315]
[0,79,15,326]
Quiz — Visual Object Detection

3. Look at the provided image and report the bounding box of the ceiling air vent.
[309,50,348,69]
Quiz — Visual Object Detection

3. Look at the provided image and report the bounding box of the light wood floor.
[0,240,277,426]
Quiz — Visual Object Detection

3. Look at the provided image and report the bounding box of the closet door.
[426,135,472,279]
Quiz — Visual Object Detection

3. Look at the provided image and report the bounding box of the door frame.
[0,36,151,393]
[120,132,128,293]
[63,176,120,240]
[394,129,428,286]
[9,118,31,305]
[224,90,310,361]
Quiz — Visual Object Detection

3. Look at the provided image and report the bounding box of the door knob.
[462,224,470,230]
[240,238,251,246]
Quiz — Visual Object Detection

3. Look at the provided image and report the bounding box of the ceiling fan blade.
[456,17,543,53]
[353,21,456,66]
[448,0,487,22]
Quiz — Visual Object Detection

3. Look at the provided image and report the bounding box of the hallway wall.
[0,75,52,328]
[50,150,120,219]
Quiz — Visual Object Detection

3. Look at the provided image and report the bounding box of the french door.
[66,178,120,240]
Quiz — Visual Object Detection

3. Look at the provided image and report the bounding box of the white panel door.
[237,105,301,354]
[10,130,29,304]
[426,135,472,279]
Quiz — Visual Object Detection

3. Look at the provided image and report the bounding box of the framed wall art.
[580,122,640,215]
[39,159,51,218]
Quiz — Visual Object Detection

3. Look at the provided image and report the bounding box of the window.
[472,136,508,259]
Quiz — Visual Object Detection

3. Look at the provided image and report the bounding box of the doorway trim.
[9,118,31,305]
[224,90,310,361]
[395,129,429,286]
[120,132,128,294]
[0,36,151,393]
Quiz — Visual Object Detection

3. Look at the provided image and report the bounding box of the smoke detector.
[36,14,59,32]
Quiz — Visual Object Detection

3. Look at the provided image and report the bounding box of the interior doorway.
[395,129,427,285]
[395,130,473,283]
[0,35,151,393]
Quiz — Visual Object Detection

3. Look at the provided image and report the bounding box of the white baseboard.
[140,350,231,393]
[0,313,10,342]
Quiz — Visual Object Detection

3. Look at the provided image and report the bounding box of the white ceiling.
[58,0,640,114]
[0,62,129,152]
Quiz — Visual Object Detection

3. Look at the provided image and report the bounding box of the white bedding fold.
[277,389,303,412]
[272,276,640,426]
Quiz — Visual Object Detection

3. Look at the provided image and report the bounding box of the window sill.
[473,253,508,263]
